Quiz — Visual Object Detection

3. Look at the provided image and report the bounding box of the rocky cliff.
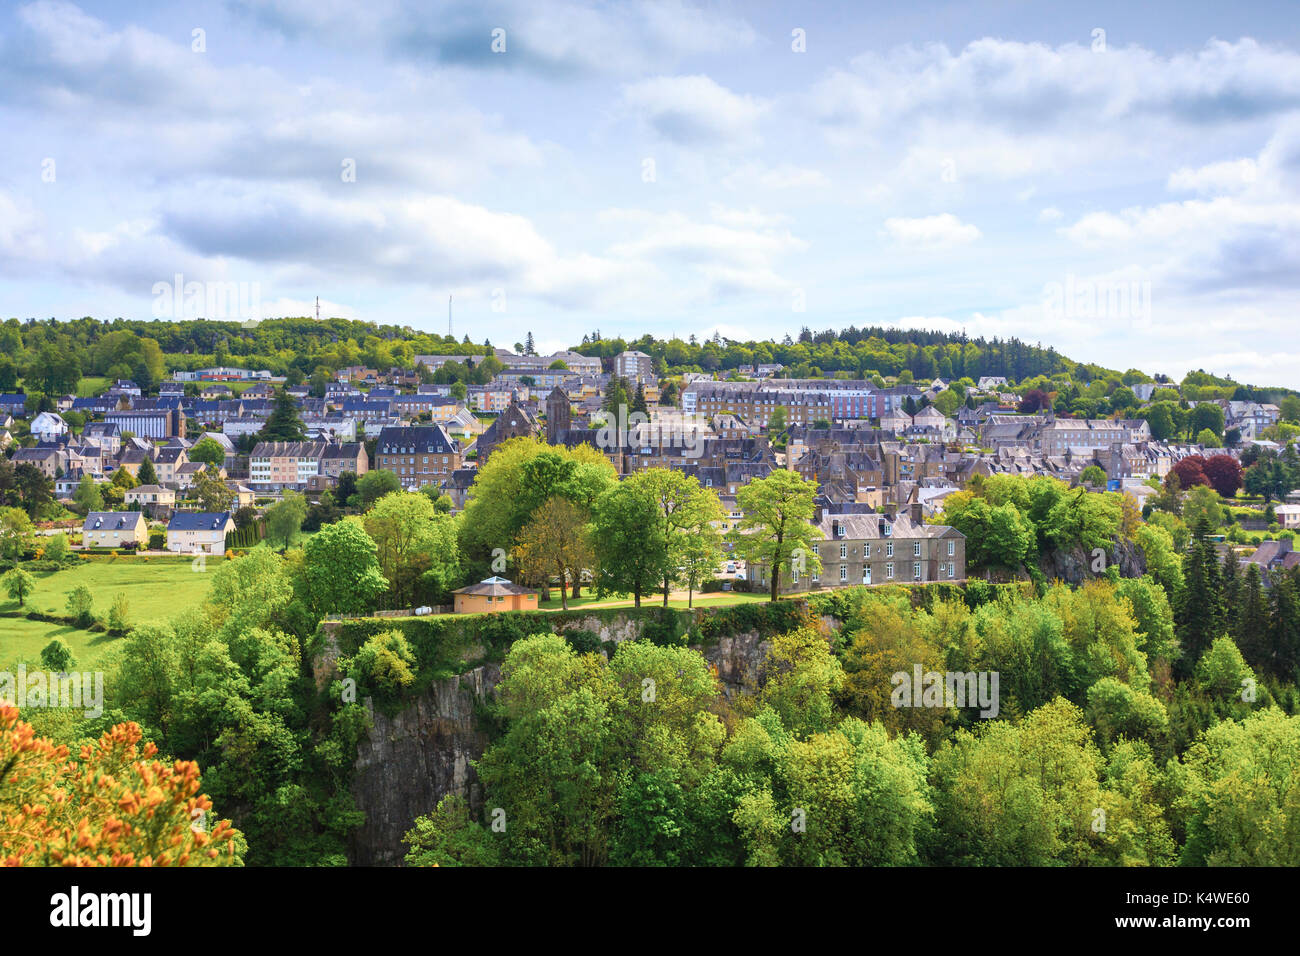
[321,612,778,865]
[348,664,499,866]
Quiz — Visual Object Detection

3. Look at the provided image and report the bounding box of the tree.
[1176,515,1223,677]
[189,436,227,468]
[1079,465,1107,487]
[40,638,76,672]
[190,466,234,512]
[512,496,592,608]
[1182,484,1223,532]
[259,390,306,442]
[1201,454,1243,499]
[1175,708,1300,866]
[1170,455,1210,491]
[136,454,158,486]
[1189,402,1225,440]
[1018,388,1052,413]
[363,492,460,608]
[728,470,822,601]
[66,584,94,626]
[2,567,35,606]
[299,518,388,616]
[353,469,400,510]
[590,478,667,607]
[1280,394,1300,424]
[42,532,70,564]
[12,464,52,518]
[632,469,725,605]
[1143,403,1175,441]
[264,491,307,549]
[72,474,103,514]
[0,507,35,564]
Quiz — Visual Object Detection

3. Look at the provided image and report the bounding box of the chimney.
[910,501,923,525]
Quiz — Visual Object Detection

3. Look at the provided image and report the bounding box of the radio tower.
[315,296,320,321]
[448,294,453,338]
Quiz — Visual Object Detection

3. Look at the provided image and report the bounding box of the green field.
[1,557,221,628]
[0,614,124,668]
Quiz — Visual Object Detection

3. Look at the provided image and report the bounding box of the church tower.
[546,386,571,445]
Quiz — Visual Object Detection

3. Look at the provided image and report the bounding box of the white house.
[31,411,69,442]
[166,511,234,554]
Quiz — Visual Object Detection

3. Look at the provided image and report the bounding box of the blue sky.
[2,0,1300,386]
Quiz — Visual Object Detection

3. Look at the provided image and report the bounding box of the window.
[914,542,921,557]
[839,565,848,582]
[886,563,894,579]
[948,562,955,579]
[948,539,955,556]
[913,562,922,581]
[886,542,893,558]
[839,543,847,559]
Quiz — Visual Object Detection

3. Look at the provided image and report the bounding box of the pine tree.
[1236,562,1270,671]
[136,454,158,486]
[259,390,306,442]
[1268,569,1300,682]
[1176,515,1223,677]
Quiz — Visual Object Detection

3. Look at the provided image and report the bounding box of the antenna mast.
[315,296,320,321]
[448,294,453,338]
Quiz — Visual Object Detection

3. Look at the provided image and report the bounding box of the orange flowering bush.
[0,705,244,866]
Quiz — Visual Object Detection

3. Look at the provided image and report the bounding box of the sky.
[2,0,1299,386]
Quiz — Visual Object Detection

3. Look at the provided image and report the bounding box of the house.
[166,511,235,554]
[452,576,539,613]
[125,484,177,510]
[82,421,122,455]
[976,377,1009,391]
[747,508,965,593]
[0,394,28,416]
[1274,504,1300,530]
[31,411,69,442]
[11,445,65,478]
[80,511,148,550]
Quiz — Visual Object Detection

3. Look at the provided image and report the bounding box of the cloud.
[232,0,758,75]
[623,75,768,145]
[1168,159,1259,194]
[883,213,981,248]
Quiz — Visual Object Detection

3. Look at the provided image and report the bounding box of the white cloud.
[883,213,981,248]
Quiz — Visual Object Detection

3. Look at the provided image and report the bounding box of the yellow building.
[452,576,539,613]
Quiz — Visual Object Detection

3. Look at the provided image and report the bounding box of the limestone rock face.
[701,630,770,697]
[348,664,499,866]
[1037,537,1147,586]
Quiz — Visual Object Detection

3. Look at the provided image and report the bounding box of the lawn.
[76,376,108,397]
[0,614,124,668]
[0,556,222,628]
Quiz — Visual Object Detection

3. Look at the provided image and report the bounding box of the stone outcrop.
[348,664,500,866]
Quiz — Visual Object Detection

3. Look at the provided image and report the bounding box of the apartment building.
[374,424,461,489]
